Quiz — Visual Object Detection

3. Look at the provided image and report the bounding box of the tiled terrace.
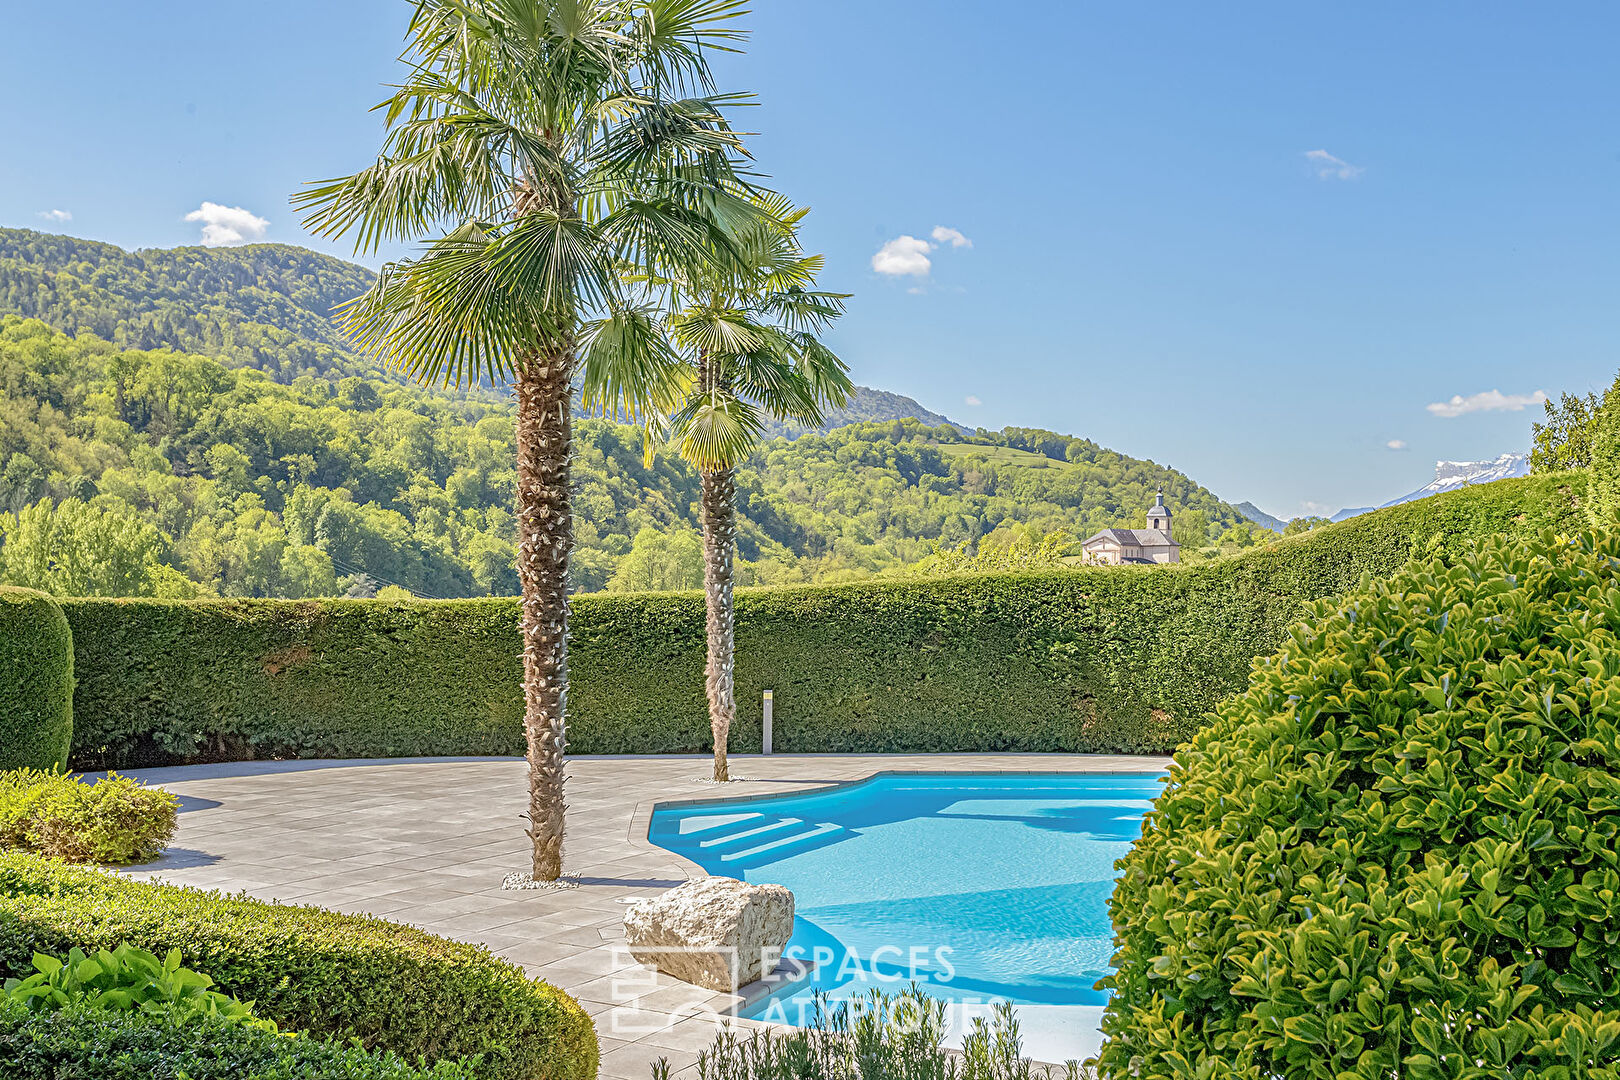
[116,754,1168,1080]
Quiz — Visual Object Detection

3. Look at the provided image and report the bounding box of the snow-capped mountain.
[1332,453,1529,521]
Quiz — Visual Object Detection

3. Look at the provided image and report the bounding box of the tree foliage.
[1282,515,1331,536]
[0,500,169,598]
[1588,378,1620,528]
[0,228,376,382]
[1531,387,1608,474]
[0,317,1254,598]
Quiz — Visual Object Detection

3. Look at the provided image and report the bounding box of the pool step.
[719,821,846,865]
[698,816,809,852]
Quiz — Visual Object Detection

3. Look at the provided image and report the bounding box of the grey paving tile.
[600,1036,698,1080]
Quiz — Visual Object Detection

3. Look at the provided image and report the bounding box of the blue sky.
[3,1,1615,518]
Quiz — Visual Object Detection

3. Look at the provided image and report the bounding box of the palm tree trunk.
[699,466,738,782]
[513,346,573,879]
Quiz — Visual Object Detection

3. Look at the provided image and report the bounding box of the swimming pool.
[646,772,1164,1061]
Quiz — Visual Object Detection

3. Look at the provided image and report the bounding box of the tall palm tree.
[296,0,763,880]
[642,197,851,780]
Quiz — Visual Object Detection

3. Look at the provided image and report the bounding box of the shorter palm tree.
[622,197,851,780]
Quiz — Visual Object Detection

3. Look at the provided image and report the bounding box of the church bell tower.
[1147,487,1171,533]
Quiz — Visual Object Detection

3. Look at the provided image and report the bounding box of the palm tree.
[296,0,763,880]
[642,197,852,780]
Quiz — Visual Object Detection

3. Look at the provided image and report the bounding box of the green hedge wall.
[62,474,1584,770]
[0,586,74,771]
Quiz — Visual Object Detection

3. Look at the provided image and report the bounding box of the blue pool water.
[647,772,1163,1041]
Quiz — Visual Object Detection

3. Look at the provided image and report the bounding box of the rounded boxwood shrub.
[0,769,178,864]
[1097,529,1620,1079]
[0,853,598,1080]
[0,997,478,1079]
[0,586,73,771]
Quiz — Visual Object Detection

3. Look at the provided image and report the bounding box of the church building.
[1080,488,1181,565]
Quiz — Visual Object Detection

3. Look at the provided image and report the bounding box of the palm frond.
[596,197,726,283]
[725,338,820,425]
[759,287,848,334]
[594,94,750,177]
[669,309,766,354]
[489,209,622,313]
[578,303,689,427]
[669,388,764,472]
[337,223,556,389]
[628,0,750,93]
[785,330,854,408]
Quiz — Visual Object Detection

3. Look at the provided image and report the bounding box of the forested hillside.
[0,227,964,436]
[0,228,375,381]
[0,316,1255,598]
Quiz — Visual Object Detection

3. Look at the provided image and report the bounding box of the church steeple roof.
[1148,486,1170,519]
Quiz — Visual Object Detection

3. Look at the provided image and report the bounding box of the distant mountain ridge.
[1235,502,1287,533]
[760,386,968,438]
[1332,453,1530,522]
[1,226,962,436]
[0,227,374,381]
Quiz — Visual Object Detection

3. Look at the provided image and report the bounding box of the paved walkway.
[116,754,1167,1080]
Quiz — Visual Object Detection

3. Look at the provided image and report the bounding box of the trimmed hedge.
[0,998,478,1079]
[0,853,599,1080]
[0,586,73,771]
[1095,528,1620,1078]
[61,473,1583,769]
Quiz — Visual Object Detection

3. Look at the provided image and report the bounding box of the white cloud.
[184,202,270,247]
[37,209,72,223]
[1425,389,1547,418]
[964,395,982,407]
[873,226,974,279]
[1386,439,1408,451]
[872,235,934,277]
[1304,149,1365,180]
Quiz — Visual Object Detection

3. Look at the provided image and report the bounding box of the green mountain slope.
[0,228,374,381]
[0,230,1264,598]
[0,227,964,434]
[0,317,1258,597]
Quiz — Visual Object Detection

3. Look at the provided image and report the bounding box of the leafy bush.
[0,997,478,1079]
[1588,377,1620,527]
[1096,529,1620,1079]
[673,990,1089,1080]
[0,853,598,1080]
[57,473,1582,769]
[0,586,73,770]
[0,768,177,863]
[4,944,271,1031]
